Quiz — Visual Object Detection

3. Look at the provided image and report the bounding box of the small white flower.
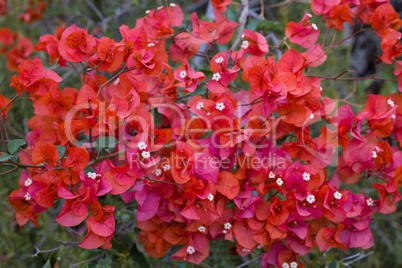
[224,222,232,230]
[169,3,176,6]
[303,172,311,181]
[147,42,155,47]
[372,150,377,159]
[334,191,342,200]
[186,246,196,255]
[367,198,374,206]
[309,114,314,119]
[212,72,221,81]
[179,70,187,79]
[207,193,214,201]
[87,172,97,180]
[306,13,312,18]
[155,169,162,176]
[392,114,396,119]
[162,164,171,171]
[269,171,275,178]
[222,230,227,234]
[320,86,323,91]
[215,102,225,111]
[141,151,151,159]
[306,194,315,204]
[282,263,290,268]
[145,10,150,14]
[24,178,33,187]
[241,34,245,38]
[157,6,164,10]
[312,23,318,30]
[276,178,284,186]
[290,262,298,268]
[24,193,31,201]
[137,141,147,150]
[242,248,251,253]
[215,56,224,64]
[196,102,204,110]
[241,40,249,49]
[387,99,395,107]
[198,226,206,233]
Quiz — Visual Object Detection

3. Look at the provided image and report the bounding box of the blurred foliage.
[0,0,401,267]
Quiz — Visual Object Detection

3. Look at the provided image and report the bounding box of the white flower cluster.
[87,172,101,180]
[241,40,249,49]
[212,72,221,81]
[215,102,225,111]
[186,246,196,255]
[24,177,33,187]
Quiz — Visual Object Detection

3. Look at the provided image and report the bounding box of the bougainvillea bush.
[1,0,402,267]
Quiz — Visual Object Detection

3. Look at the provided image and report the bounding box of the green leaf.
[246,19,260,31]
[43,251,58,268]
[56,145,66,158]
[328,259,339,268]
[10,155,19,162]
[256,20,284,34]
[42,259,52,268]
[84,166,96,174]
[95,136,118,152]
[7,139,26,154]
[130,243,150,268]
[151,109,163,126]
[0,153,12,162]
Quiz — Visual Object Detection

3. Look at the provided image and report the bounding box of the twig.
[69,254,104,268]
[0,94,18,115]
[259,0,265,18]
[97,66,133,96]
[32,241,79,257]
[325,28,368,50]
[235,256,261,268]
[266,0,293,8]
[68,63,84,84]
[314,75,397,82]
[145,176,184,190]
[3,159,45,169]
[0,166,18,176]
[87,150,125,166]
[84,0,105,20]
[231,0,249,51]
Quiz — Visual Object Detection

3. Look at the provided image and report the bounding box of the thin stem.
[266,0,293,8]
[87,150,125,166]
[97,66,133,96]
[0,94,18,115]
[0,166,18,176]
[3,159,45,169]
[69,254,104,268]
[68,63,84,84]
[0,122,6,152]
[32,241,80,257]
[235,256,261,268]
[314,75,397,82]
[325,28,367,50]
[145,176,184,190]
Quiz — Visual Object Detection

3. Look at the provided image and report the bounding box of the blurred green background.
[0,0,401,267]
